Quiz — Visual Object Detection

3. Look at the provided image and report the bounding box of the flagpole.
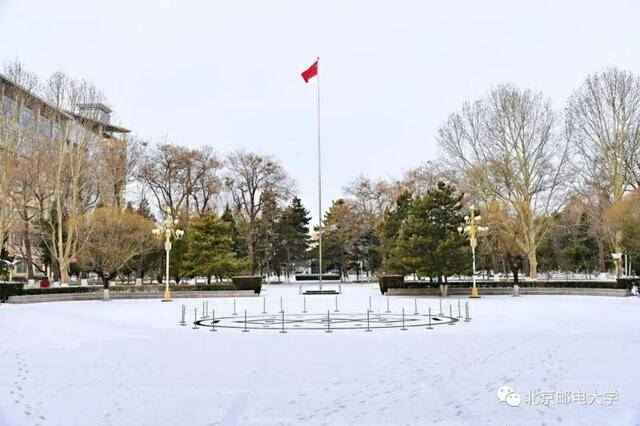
[317,56,323,291]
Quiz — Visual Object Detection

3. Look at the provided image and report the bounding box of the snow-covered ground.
[1,284,639,426]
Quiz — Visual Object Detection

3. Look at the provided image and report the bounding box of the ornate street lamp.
[458,206,489,298]
[152,218,184,302]
[1,259,20,282]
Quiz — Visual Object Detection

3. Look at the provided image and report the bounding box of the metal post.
[457,300,462,319]
[365,309,372,332]
[317,57,323,292]
[205,300,209,317]
[180,304,186,326]
[262,296,267,314]
[211,308,217,332]
[368,296,372,313]
[414,298,418,315]
[448,305,455,326]
[339,282,342,294]
[439,299,443,315]
[279,310,287,334]
[325,309,332,333]
[279,297,284,314]
[427,307,433,330]
[242,309,249,332]
[334,295,339,312]
[202,301,206,319]
[233,298,237,315]
[401,308,407,331]
[192,308,199,329]
[385,294,390,313]
[164,238,171,302]
[303,296,307,313]
[465,301,471,322]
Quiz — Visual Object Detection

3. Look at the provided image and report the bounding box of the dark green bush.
[378,275,404,294]
[168,284,237,292]
[232,276,262,293]
[295,274,341,281]
[0,283,24,301]
[379,279,632,293]
[17,287,96,296]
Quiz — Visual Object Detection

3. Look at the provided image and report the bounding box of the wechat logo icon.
[497,385,521,407]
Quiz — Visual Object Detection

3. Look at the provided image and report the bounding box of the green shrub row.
[0,283,24,301]
[379,278,634,293]
[169,284,237,292]
[378,275,405,294]
[295,274,341,281]
[231,276,262,293]
[20,287,96,296]
[1,279,260,300]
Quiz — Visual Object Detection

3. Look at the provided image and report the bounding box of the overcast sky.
[2,0,640,223]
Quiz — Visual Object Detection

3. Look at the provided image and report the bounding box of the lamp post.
[152,218,184,302]
[1,259,19,282]
[458,206,489,299]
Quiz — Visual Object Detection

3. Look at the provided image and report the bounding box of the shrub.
[379,275,404,294]
[168,284,236,292]
[295,274,341,281]
[0,283,24,301]
[378,279,632,293]
[16,287,96,296]
[232,276,262,293]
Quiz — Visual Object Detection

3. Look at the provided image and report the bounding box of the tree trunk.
[247,233,255,275]
[22,216,34,279]
[527,249,537,279]
[102,274,110,301]
[596,238,605,272]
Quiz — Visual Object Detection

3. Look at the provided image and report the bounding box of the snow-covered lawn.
[1,284,639,425]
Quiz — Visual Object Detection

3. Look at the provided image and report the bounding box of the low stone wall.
[387,287,632,297]
[6,290,257,304]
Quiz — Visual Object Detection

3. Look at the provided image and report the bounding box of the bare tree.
[138,143,222,220]
[96,134,143,209]
[439,85,569,277]
[80,208,158,299]
[40,71,104,283]
[566,67,640,265]
[0,60,40,265]
[225,151,292,274]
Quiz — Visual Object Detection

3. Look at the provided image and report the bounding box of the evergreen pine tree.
[379,191,413,274]
[398,181,468,282]
[278,197,311,278]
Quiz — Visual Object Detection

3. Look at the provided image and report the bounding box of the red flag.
[301,60,318,83]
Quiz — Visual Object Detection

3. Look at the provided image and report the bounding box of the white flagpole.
[317,56,323,291]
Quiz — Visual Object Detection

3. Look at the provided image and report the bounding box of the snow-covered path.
[1,284,639,425]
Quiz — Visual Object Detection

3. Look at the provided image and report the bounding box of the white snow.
[1,284,639,425]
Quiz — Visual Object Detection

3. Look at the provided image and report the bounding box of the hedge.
[379,278,635,293]
[379,275,404,294]
[295,274,341,281]
[0,283,248,301]
[0,283,24,301]
[232,276,262,293]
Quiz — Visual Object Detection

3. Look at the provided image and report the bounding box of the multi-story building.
[0,72,130,279]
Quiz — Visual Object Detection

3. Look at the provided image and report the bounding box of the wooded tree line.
[3,60,640,283]
[328,67,640,279]
[0,60,312,284]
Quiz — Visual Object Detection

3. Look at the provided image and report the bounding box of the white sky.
[2,0,640,223]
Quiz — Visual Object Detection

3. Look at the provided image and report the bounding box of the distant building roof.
[0,72,130,134]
